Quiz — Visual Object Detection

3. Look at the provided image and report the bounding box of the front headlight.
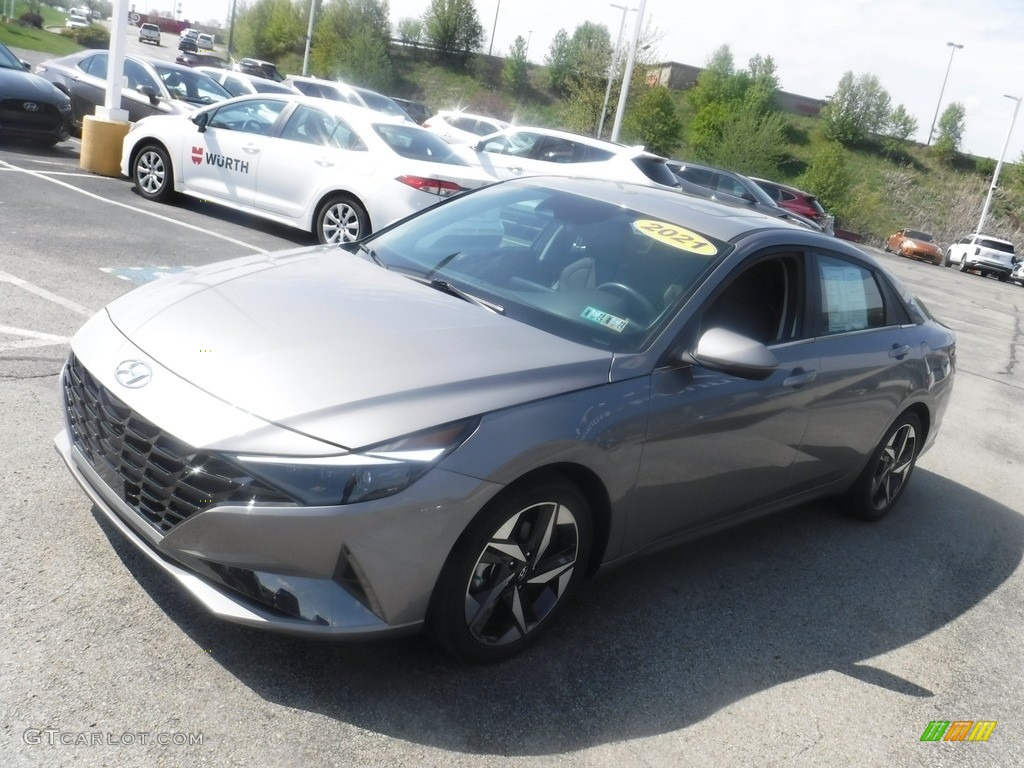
[232,418,479,506]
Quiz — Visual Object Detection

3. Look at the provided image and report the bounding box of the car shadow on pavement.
[94,468,1023,756]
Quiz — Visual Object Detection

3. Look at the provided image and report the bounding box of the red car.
[752,177,833,234]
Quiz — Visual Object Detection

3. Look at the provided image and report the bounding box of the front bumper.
[54,340,502,638]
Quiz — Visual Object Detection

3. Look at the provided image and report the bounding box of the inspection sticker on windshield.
[633,220,718,255]
[581,306,628,332]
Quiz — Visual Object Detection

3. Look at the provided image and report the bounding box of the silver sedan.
[55,177,955,661]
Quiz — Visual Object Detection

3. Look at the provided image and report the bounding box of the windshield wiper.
[357,241,386,268]
[403,274,503,314]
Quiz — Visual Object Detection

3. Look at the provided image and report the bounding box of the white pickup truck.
[139,23,161,45]
[945,233,1016,281]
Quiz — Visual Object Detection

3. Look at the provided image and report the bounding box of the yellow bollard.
[79,114,131,177]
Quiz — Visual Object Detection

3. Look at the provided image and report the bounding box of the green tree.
[544,29,573,93]
[685,45,784,169]
[233,0,305,63]
[799,141,851,216]
[886,103,918,141]
[933,101,962,158]
[821,71,892,145]
[621,85,682,157]
[502,35,529,93]
[312,0,393,89]
[704,102,788,177]
[396,16,424,48]
[544,22,611,96]
[422,0,484,62]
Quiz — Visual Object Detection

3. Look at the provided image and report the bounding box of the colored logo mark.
[920,720,997,742]
[191,146,204,165]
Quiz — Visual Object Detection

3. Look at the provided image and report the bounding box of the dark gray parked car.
[668,159,825,232]
[36,49,231,130]
[55,177,955,661]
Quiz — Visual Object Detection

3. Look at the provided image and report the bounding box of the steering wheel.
[241,120,263,134]
[596,282,656,324]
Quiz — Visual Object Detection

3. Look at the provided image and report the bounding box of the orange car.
[884,229,943,265]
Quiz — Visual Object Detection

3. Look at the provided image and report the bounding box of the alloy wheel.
[869,422,918,512]
[137,150,166,196]
[463,501,580,648]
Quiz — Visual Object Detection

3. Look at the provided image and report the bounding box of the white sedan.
[120,94,495,243]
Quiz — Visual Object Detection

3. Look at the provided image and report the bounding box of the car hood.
[0,66,68,102]
[103,247,613,449]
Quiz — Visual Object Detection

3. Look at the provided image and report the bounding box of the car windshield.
[153,64,231,105]
[905,230,933,241]
[373,124,467,165]
[363,183,732,353]
[0,43,22,70]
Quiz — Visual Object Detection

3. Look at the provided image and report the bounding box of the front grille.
[63,354,294,532]
[0,99,63,130]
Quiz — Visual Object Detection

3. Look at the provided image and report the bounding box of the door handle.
[242,145,260,154]
[889,344,910,359]
[783,368,817,387]
[315,159,335,167]
[509,166,523,174]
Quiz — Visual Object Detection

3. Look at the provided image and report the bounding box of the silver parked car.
[55,177,956,661]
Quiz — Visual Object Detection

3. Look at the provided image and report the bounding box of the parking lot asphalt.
[1,133,1022,768]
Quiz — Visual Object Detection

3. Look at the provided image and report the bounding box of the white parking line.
[0,270,93,317]
[0,325,72,351]
[0,158,269,253]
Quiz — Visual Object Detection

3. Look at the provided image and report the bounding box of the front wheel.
[959,258,970,273]
[843,412,922,521]
[315,194,369,245]
[428,478,592,662]
[132,144,174,202]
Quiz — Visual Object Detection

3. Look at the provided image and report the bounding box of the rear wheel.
[315,194,369,245]
[998,272,1008,282]
[843,412,922,521]
[132,144,173,202]
[428,477,592,662]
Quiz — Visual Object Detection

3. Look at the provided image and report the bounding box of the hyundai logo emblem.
[23,102,39,112]
[115,360,153,388]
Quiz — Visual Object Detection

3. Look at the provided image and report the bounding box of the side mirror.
[191,111,209,133]
[689,328,779,380]
[137,85,160,104]
[20,59,31,71]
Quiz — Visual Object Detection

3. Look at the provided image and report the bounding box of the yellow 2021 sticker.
[634,219,718,256]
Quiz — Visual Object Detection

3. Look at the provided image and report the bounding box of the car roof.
[214,93,407,127]
[483,125,656,158]
[968,233,1014,244]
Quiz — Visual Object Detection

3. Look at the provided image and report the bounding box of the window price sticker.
[633,219,718,256]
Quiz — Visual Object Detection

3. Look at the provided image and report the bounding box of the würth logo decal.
[191,146,203,165]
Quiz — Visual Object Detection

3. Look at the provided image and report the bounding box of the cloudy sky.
[165,0,1024,160]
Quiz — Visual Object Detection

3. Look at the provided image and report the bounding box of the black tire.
[959,258,969,273]
[998,272,1008,282]
[427,477,592,662]
[132,143,174,202]
[315,194,369,245]
[943,250,952,268]
[883,240,891,253]
[843,412,922,521]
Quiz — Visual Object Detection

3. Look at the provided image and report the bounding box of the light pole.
[488,0,500,56]
[525,30,532,60]
[610,0,646,143]
[302,0,317,76]
[597,3,635,139]
[927,41,963,146]
[976,94,1022,234]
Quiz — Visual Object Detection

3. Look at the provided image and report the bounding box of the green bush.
[61,25,110,48]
